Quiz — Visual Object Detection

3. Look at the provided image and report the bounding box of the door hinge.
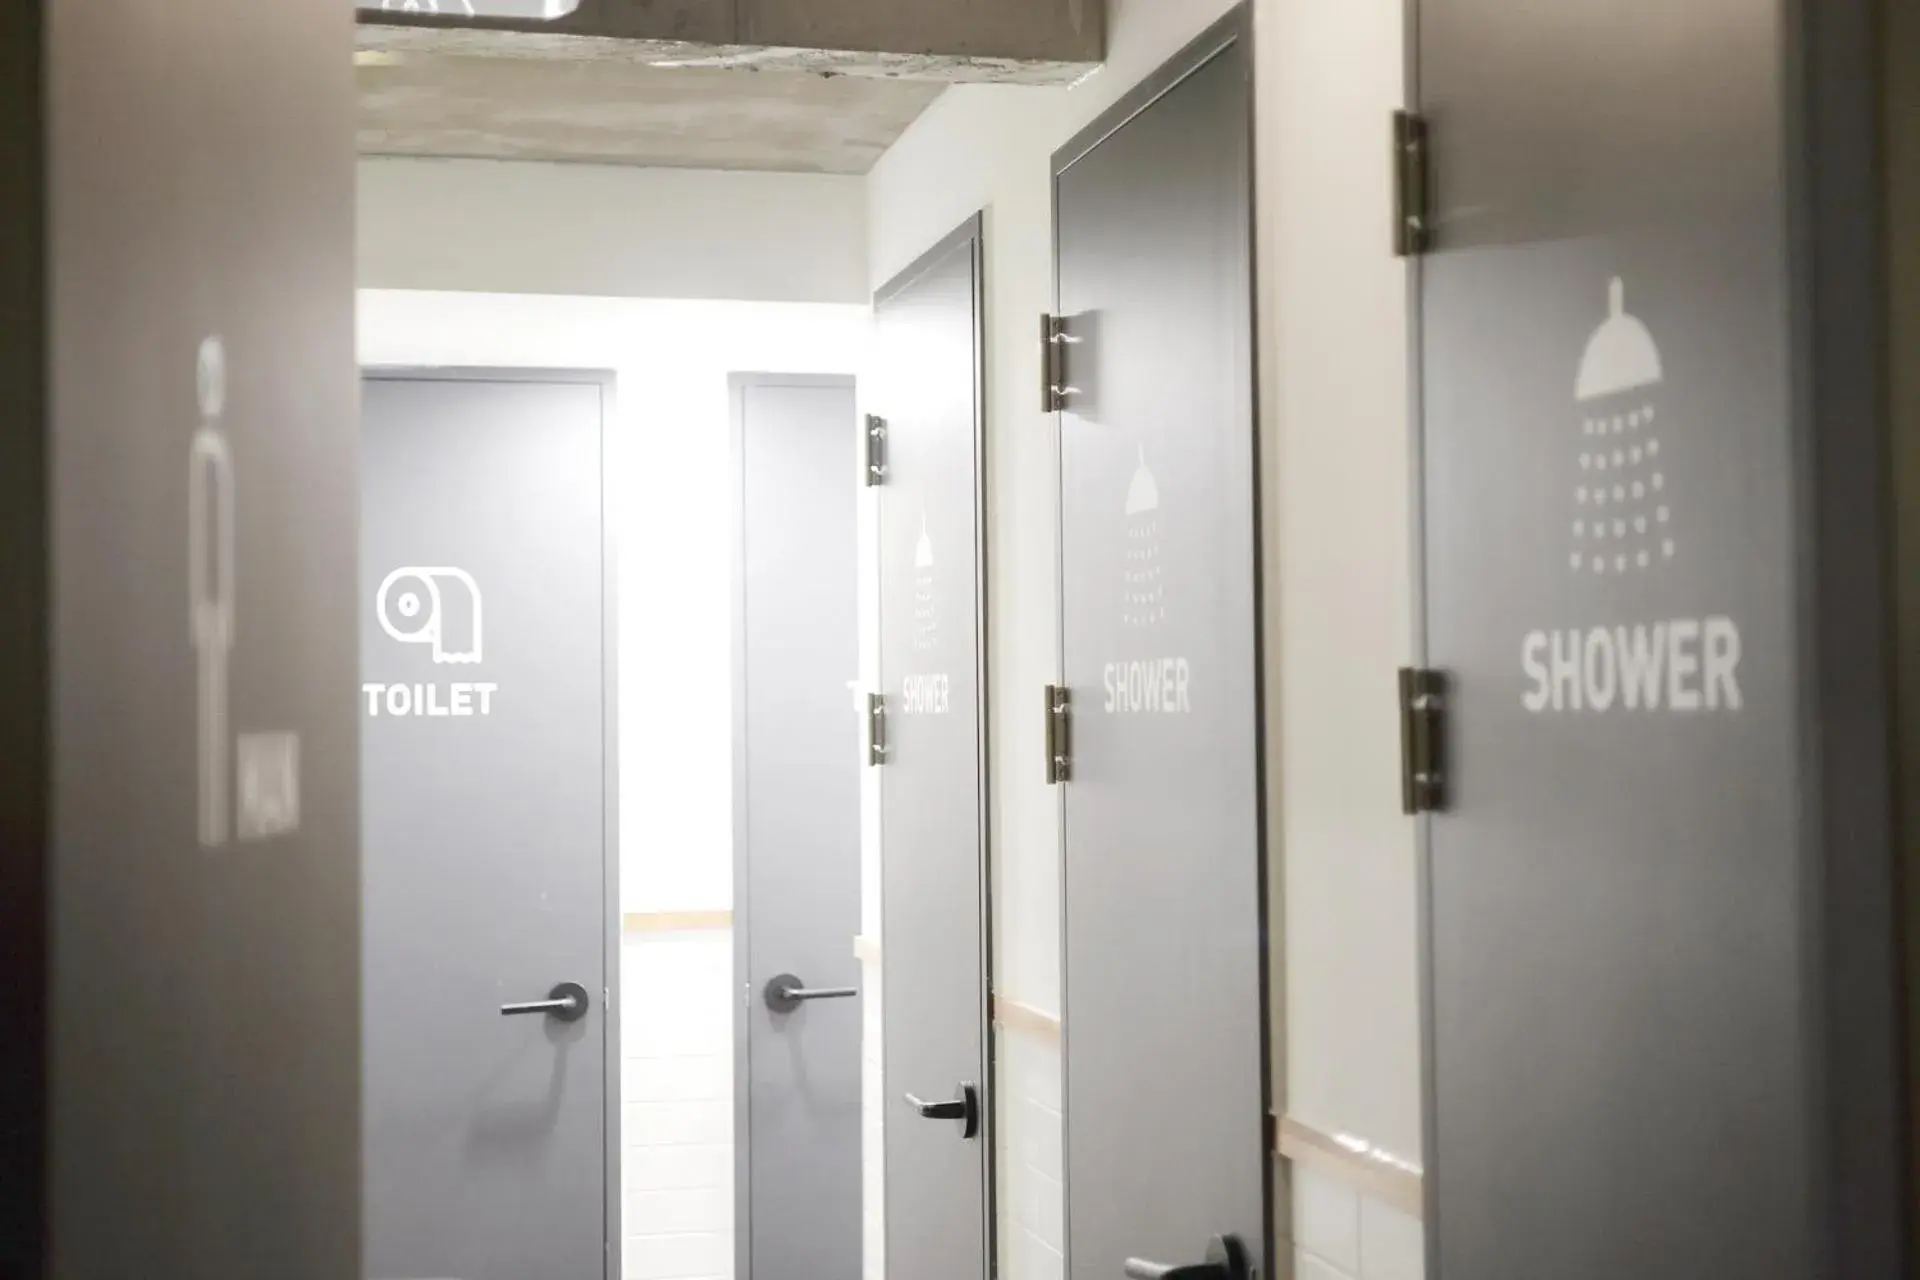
[1392,110,1431,257]
[863,414,887,487]
[1044,684,1071,785]
[1398,667,1447,814]
[867,691,889,766]
[1041,314,1074,412]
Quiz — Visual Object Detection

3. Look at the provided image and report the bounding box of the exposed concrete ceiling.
[358,0,1103,83]
[357,52,947,174]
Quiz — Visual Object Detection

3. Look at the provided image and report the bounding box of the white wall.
[1266,0,1421,1171]
[360,158,870,304]
[358,290,870,1280]
[864,4,1423,1280]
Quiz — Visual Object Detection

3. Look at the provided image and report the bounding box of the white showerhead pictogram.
[1569,278,1675,578]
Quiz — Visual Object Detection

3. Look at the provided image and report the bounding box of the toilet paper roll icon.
[377,566,483,664]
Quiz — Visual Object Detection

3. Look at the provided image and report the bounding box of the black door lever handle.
[1123,1263,1216,1280]
[902,1082,981,1139]
[1123,1235,1251,1280]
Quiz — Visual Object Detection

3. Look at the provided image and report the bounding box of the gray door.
[361,371,616,1280]
[874,218,992,1280]
[1415,0,1907,1276]
[1052,13,1266,1280]
[731,374,864,1280]
[37,0,361,1275]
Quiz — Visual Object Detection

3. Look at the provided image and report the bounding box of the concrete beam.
[358,0,1104,86]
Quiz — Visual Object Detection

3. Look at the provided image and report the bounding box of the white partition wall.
[359,160,869,305]
[1263,5,1425,1279]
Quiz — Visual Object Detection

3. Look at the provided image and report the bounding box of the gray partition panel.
[45,0,361,1274]
[875,215,993,1280]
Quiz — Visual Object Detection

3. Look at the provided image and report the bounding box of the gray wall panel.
[46,0,360,1274]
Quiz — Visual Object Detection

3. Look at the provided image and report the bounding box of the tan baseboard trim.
[621,909,732,933]
[992,994,1062,1044]
[854,934,881,964]
[1274,1113,1424,1220]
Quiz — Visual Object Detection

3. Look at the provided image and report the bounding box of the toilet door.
[361,369,618,1280]
[731,373,864,1280]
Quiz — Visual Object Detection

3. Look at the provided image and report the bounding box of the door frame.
[0,3,45,1267]
[871,211,998,1280]
[728,370,863,1280]
[1048,4,1274,1273]
[359,364,624,1280]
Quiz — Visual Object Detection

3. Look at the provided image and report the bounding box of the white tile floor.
[622,929,735,1280]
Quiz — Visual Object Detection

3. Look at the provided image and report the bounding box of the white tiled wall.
[622,929,736,1280]
[1287,1165,1423,1280]
[998,1028,1065,1280]
[860,949,885,1280]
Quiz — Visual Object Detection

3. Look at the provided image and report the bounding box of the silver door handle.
[763,973,858,1013]
[902,1082,980,1139]
[500,981,590,1023]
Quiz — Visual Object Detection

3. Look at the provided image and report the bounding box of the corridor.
[1,2,1914,1279]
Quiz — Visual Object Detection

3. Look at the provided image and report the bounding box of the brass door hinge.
[1041,314,1074,412]
[864,414,887,487]
[867,692,889,767]
[1392,110,1432,257]
[1399,668,1447,813]
[1044,684,1071,785]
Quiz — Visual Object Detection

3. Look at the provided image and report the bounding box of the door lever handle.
[1123,1235,1251,1280]
[1124,1263,1212,1280]
[500,981,590,1023]
[902,1082,980,1140]
[763,973,858,1013]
